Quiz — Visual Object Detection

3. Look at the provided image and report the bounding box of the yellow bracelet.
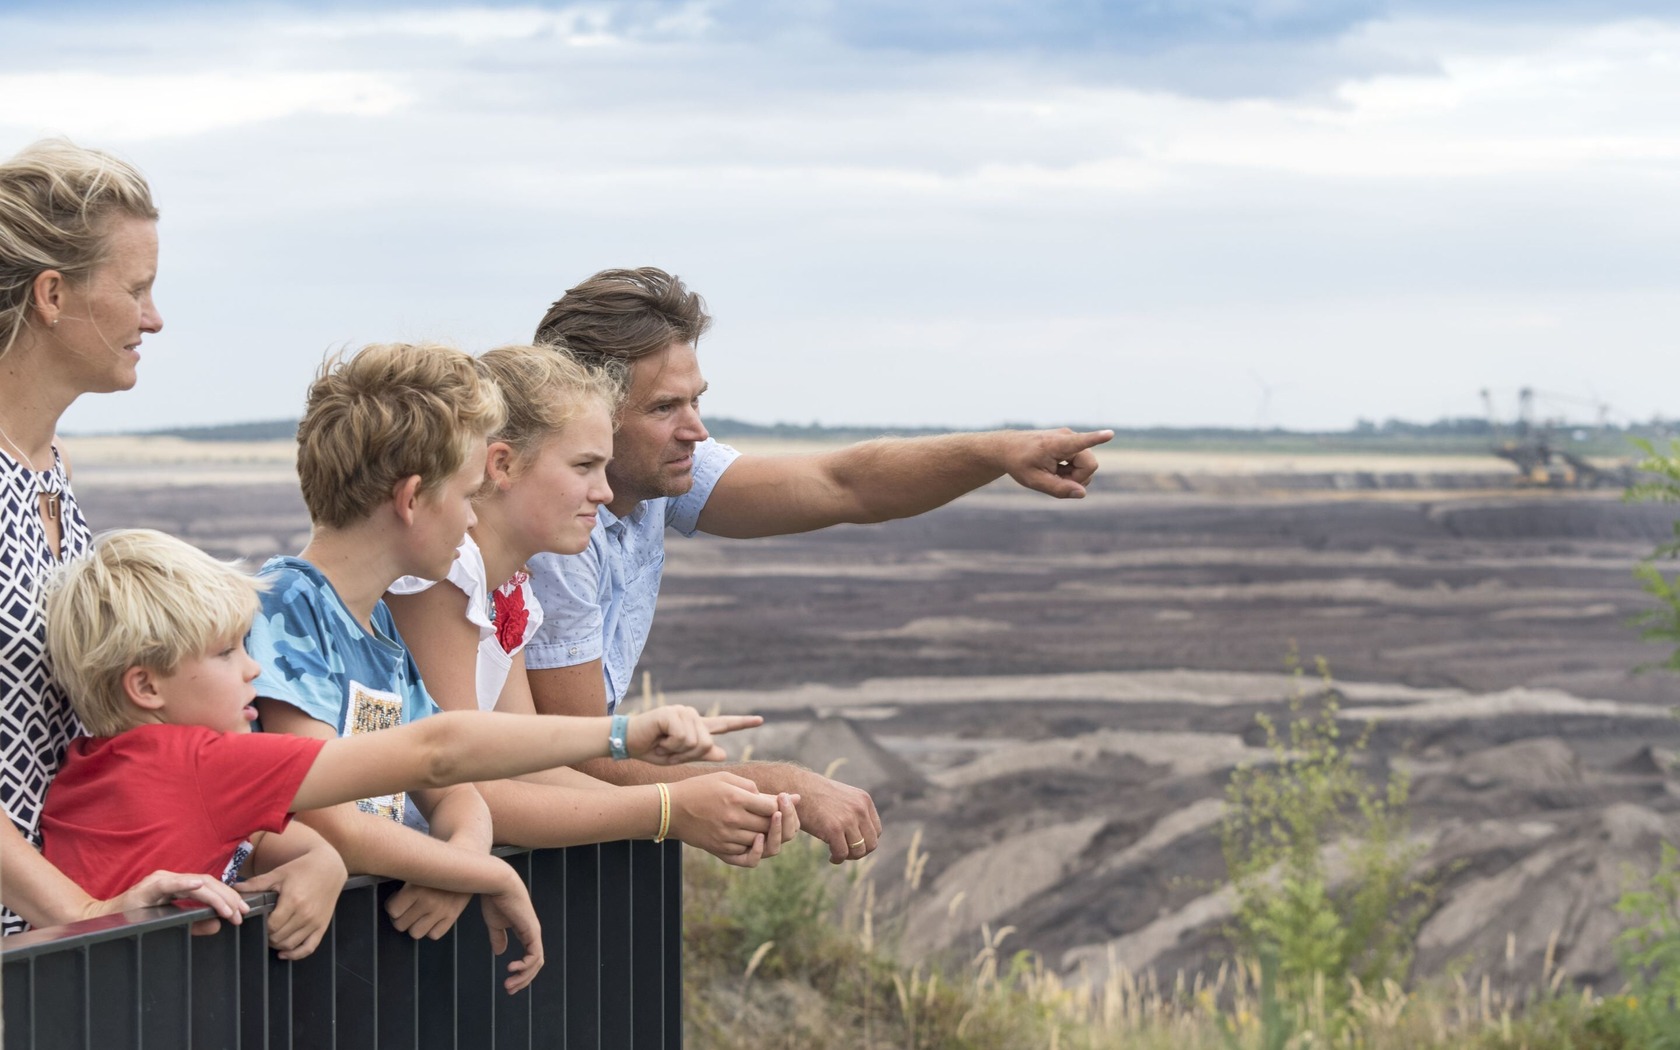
[654,782,671,843]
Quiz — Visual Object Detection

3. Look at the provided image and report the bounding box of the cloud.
[0,71,409,140]
[4,0,1677,432]
[779,0,1387,52]
[280,5,626,45]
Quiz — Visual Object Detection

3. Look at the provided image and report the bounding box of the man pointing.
[523,267,1113,863]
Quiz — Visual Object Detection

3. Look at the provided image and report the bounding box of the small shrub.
[1220,650,1432,1032]
[1626,437,1680,672]
[728,836,836,976]
[1614,439,1680,1049]
[1604,842,1680,1048]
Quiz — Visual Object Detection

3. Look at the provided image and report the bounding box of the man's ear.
[122,665,166,712]
[485,441,517,490]
[392,474,424,526]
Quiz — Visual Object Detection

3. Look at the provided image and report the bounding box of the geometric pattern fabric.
[0,447,92,933]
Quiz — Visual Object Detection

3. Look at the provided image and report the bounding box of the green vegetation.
[1600,843,1680,1048]
[682,654,1679,1046]
[1219,653,1432,1040]
[1627,437,1680,672]
[683,836,1631,1048]
[1600,437,1680,1045]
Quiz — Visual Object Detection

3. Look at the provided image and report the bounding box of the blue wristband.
[609,714,630,760]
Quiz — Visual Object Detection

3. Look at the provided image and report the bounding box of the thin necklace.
[0,418,61,524]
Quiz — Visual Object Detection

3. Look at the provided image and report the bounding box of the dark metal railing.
[1,840,682,1049]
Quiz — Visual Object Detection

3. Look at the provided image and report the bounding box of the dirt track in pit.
[69,445,1680,994]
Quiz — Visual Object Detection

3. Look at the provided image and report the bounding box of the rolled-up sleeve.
[667,439,740,536]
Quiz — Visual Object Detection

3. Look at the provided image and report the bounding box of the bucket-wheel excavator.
[1480,387,1632,488]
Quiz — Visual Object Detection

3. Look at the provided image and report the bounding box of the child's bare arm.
[384,783,492,941]
[382,583,480,709]
[241,823,347,960]
[398,639,790,858]
[286,703,761,814]
[258,699,527,893]
[257,697,546,989]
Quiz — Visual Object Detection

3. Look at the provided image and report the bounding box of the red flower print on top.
[492,574,530,654]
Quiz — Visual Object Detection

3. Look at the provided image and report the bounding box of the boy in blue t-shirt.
[248,341,545,951]
[248,561,440,827]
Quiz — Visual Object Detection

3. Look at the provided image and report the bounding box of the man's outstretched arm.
[696,428,1114,539]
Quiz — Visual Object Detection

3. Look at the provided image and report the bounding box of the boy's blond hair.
[44,530,265,737]
[296,342,507,529]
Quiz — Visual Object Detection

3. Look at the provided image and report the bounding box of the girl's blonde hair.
[45,530,265,737]
[0,139,157,361]
[475,343,621,487]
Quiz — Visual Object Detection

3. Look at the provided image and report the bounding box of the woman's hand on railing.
[481,862,544,994]
[88,870,251,934]
[626,707,762,764]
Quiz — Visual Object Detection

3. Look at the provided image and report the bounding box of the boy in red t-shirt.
[38,528,756,992]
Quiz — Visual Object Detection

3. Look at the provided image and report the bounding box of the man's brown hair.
[533,267,711,382]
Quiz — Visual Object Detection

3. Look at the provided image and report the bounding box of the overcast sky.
[4,0,1676,432]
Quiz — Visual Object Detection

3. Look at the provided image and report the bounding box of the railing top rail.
[0,845,536,960]
[0,891,279,958]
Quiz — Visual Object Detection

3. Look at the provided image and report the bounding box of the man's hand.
[794,775,882,864]
[481,865,544,995]
[236,845,348,960]
[85,870,251,934]
[667,772,781,866]
[998,428,1113,499]
[386,883,474,941]
[627,707,761,764]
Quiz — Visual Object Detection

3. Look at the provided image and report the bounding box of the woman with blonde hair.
[0,140,343,952]
[387,344,799,862]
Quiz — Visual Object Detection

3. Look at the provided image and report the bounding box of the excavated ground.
[73,460,1680,995]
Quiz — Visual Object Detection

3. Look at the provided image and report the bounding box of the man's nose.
[676,405,708,443]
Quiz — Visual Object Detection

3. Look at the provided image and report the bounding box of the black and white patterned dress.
[1,447,92,933]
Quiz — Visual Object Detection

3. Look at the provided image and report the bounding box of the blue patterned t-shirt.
[245,556,439,825]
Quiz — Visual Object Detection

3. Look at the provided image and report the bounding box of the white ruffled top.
[389,533,543,712]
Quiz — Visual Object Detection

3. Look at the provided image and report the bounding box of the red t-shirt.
[40,724,326,900]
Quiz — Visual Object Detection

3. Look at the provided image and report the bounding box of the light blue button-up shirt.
[524,438,740,711]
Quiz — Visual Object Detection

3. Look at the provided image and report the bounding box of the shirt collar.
[597,499,652,533]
